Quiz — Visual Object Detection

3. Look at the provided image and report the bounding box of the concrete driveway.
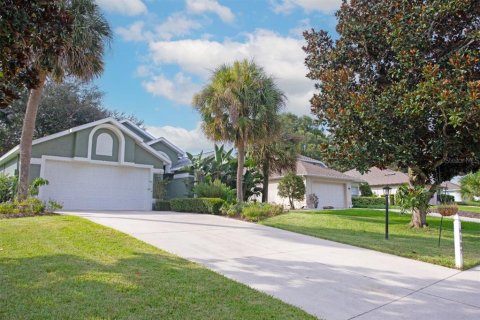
[63,211,480,320]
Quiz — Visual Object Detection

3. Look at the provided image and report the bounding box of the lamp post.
[383,186,391,240]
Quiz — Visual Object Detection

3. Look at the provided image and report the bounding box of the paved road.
[63,211,480,320]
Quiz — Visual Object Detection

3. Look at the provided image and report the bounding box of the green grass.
[261,209,480,269]
[0,215,315,320]
[458,205,480,214]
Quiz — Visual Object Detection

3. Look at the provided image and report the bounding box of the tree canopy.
[304,0,480,227]
[278,173,305,209]
[193,60,286,202]
[460,171,480,201]
[0,0,73,108]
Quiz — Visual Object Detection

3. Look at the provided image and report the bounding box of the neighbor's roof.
[440,181,460,190]
[344,167,409,186]
[271,156,364,182]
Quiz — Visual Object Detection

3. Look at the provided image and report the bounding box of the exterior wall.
[447,190,462,202]
[74,128,92,157]
[268,178,307,209]
[149,141,179,166]
[28,164,41,183]
[166,176,193,199]
[371,185,401,196]
[134,144,164,169]
[32,134,75,158]
[0,157,18,176]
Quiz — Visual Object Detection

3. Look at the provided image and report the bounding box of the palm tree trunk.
[262,161,269,203]
[17,71,47,200]
[236,142,245,202]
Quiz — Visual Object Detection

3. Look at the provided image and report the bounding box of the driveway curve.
[63,211,480,320]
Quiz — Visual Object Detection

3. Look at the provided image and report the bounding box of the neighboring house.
[440,181,462,202]
[344,167,409,196]
[268,155,364,209]
[344,167,462,203]
[0,118,192,210]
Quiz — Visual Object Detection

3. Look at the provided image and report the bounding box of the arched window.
[95,133,113,156]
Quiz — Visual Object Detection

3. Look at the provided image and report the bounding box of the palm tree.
[17,0,111,199]
[249,127,301,202]
[192,60,285,202]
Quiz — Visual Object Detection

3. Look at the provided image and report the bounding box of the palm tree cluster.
[193,60,298,202]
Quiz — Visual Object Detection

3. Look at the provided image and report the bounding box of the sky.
[94,0,341,153]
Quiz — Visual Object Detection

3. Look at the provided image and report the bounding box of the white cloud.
[96,0,147,16]
[147,29,314,114]
[116,14,201,42]
[186,0,235,23]
[271,0,341,14]
[142,72,201,105]
[116,21,149,42]
[154,13,202,40]
[145,123,214,154]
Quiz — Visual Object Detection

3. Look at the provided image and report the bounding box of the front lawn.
[261,209,480,269]
[0,216,315,319]
[458,205,480,214]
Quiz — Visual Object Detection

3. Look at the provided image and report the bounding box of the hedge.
[170,198,224,214]
[352,196,385,208]
[438,194,455,204]
[153,200,171,211]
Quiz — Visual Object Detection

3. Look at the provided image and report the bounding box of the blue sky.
[94,0,341,152]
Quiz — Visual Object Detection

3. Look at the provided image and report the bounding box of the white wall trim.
[87,123,126,163]
[30,158,42,165]
[173,172,191,179]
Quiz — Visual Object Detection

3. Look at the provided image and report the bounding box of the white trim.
[153,168,165,174]
[0,146,19,163]
[147,137,185,156]
[87,123,126,163]
[30,158,42,165]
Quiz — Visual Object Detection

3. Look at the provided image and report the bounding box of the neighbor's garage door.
[311,182,346,208]
[40,159,152,210]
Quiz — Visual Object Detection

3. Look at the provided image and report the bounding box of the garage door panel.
[311,182,345,208]
[40,160,151,210]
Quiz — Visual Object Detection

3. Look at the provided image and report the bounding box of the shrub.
[278,173,305,209]
[0,198,50,216]
[220,202,244,217]
[352,196,385,208]
[438,194,455,204]
[241,203,284,222]
[306,193,319,209]
[153,200,171,211]
[0,174,17,203]
[359,183,373,196]
[193,180,235,202]
[170,198,225,214]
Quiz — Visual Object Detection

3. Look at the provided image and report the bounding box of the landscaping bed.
[261,209,480,269]
[0,215,314,319]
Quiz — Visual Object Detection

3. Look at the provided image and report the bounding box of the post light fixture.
[383,186,391,240]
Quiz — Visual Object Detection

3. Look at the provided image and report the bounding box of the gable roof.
[441,181,460,190]
[344,167,409,186]
[0,118,172,165]
[120,119,156,142]
[147,137,185,156]
[271,156,363,183]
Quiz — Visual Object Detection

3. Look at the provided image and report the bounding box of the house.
[344,167,409,196]
[268,156,364,209]
[344,167,462,203]
[0,118,192,210]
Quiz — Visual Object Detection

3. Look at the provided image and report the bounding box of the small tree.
[278,173,305,209]
[460,171,480,201]
[359,183,373,197]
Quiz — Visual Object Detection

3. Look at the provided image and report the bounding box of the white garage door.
[311,182,346,208]
[40,159,152,210]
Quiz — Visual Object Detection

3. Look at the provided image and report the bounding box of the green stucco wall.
[134,144,164,169]
[149,141,179,165]
[32,134,75,158]
[0,157,18,176]
[28,164,41,183]
[166,177,193,199]
[122,122,152,142]
[74,128,92,157]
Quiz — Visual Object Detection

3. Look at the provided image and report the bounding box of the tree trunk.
[17,71,47,200]
[236,142,245,202]
[261,161,269,203]
[411,208,428,228]
[289,197,295,210]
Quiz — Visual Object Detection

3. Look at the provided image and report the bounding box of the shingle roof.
[344,167,409,186]
[441,181,460,190]
[271,156,363,182]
